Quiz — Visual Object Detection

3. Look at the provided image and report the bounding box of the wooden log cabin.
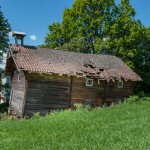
[5,33,141,117]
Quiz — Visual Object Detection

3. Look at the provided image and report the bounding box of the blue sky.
[0,0,150,46]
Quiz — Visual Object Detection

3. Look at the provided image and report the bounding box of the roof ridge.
[10,44,37,50]
[38,47,117,57]
[5,45,142,81]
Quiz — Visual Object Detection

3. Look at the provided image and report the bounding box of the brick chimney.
[12,31,26,45]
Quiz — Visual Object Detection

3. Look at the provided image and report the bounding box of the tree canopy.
[0,7,11,58]
[0,7,11,98]
[42,0,150,92]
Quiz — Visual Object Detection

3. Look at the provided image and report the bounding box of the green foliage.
[137,91,145,98]
[61,37,92,53]
[43,0,118,53]
[124,95,140,104]
[102,0,144,69]
[62,8,77,42]
[124,94,150,104]
[32,112,41,119]
[0,102,9,113]
[43,22,63,49]
[0,101,150,149]
[43,0,150,92]
[134,27,150,92]
[0,7,11,98]
[0,112,17,121]
[0,7,11,57]
[74,103,84,110]
[43,0,140,56]
[0,102,16,121]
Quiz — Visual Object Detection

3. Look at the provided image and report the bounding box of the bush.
[0,112,17,121]
[124,95,140,104]
[32,112,41,119]
[74,103,84,110]
[0,102,9,113]
[137,91,145,98]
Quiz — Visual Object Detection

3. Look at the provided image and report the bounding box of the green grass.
[0,101,150,150]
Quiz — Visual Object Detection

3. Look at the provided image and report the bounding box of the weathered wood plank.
[10,70,26,117]
[24,73,70,116]
[71,77,133,107]
[71,77,104,108]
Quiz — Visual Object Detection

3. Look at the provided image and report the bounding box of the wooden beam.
[69,76,73,108]
[22,72,28,117]
[103,81,106,105]
[10,49,20,72]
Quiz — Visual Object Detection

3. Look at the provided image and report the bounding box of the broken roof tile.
[5,44,142,81]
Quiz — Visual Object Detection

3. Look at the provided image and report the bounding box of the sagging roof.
[5,44,142,81]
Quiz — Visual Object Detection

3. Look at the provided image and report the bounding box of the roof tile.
[6,45,142,81]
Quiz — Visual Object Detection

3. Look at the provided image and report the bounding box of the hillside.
[0,101,150,150]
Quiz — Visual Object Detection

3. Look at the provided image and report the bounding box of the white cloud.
[30,35,37,41]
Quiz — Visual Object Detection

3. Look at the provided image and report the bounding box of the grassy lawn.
[0,100,150,150]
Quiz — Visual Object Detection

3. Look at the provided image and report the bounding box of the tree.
[61,8,77,43]
[133,27,150,92]
[43,0,117,52]
[102,0,143,68]
[42,22,63,49]
[0,7,11,60]
[61,37,92,53]
[43,0,150,92]
[0,7,11,102]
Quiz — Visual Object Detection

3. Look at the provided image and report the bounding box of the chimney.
[12,31,26,45]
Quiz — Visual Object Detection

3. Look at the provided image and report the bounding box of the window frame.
[86,78,93,87]
[84,99,92,107]
[117,80,123,88]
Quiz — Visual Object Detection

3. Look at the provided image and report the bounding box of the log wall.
[25,73,70,116]
[70,77,133,107]
[9,70,26,117]
[71,77,104,108]
[9,71,133,117]
[105,81,133,106]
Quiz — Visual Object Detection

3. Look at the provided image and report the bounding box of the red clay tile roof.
[5,44,142,81]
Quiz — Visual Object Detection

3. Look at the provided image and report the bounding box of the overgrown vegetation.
[0,102,8,113]
[0,102,9,120]
[0,7,11,103]
[0,7,11,57]
[0,97,150,149]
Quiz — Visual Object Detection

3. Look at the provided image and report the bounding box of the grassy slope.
[0,101,150,150]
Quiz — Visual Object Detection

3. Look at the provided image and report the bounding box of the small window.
[117,80,123,88]
[84,99,92,107]
[86,78,93,87]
